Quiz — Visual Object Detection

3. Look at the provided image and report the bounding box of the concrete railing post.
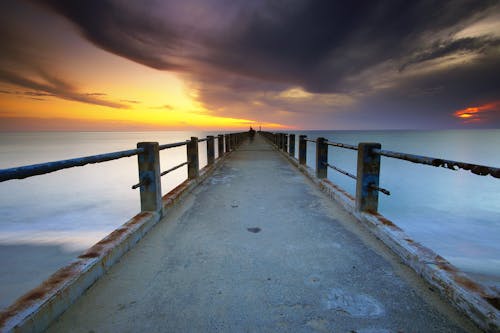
[299,135,307,165]
[356,142,382,213]
[187,137,199,179]
[218,134,224,157]
[207,135,215,165]
[316,137,328,179]
[289,134,295,157]
[137,142,162,213]
[225,134,231,152]
[283,134,288,152]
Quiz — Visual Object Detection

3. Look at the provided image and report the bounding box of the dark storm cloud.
[0,90,54,97]
[400,36,500,71]
[354,52,500,128]
[0,1,132,109]
[37,0,498,89]
[205,0,498,92]
[37,0,184,70]
[32,0,500,127]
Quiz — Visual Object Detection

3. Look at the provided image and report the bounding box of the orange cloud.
[454,101,500,123]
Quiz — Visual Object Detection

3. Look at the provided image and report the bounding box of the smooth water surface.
[0,129,499,308]
[0,131,215,308]
[293,130,500,283]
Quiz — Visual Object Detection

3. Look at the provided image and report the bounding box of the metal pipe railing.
[1,131,251,215]
[323,162,356,180]
[261,130,499,214]
[373,148,500,178]
[161,162,189,178]
[325,141,358,151]
[0,148,144,182]
[159,141,189,150]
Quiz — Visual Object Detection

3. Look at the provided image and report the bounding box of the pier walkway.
[47,134,478,332]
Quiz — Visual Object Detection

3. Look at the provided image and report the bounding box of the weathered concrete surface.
[48,135,480,333]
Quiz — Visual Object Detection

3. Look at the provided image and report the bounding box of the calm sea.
[0,129,499,308]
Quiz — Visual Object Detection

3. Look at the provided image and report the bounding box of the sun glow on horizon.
[0,62,288,131]
[0,10,288,133]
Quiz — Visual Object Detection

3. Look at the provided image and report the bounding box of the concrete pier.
[47,135,479,332]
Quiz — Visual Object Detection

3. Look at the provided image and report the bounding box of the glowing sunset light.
[0,58,287,131]
[453,101,500,123]
[1,1,499,130]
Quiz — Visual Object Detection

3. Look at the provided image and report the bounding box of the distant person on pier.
[249,126,256,141]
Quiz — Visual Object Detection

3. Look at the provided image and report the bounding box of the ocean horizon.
[0,129,499,309]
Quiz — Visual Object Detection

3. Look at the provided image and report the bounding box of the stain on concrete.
[324,288,385,318]
[247,227,261,233]
[305,274,322,287]
[306,317,329,332]
[356,329,392,333]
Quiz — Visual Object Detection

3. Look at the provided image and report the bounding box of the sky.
[0,0,499,131]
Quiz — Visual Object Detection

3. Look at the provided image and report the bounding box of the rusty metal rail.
[131,161,190,189]
[373,148,500,179]
[131,179,148,190]
[159,141,189,150]
[1,131,250,212]
[289,134,499,179]
[0,148,144,182]
[323,162,390,195]
[306,138,358,151]
[0,137,219,183]
[370,184,391,196]
[160,162,189,177]
[325,141,358,151]
[323,162,357,180]
[0,131,252,333]
[262,130,500,213]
